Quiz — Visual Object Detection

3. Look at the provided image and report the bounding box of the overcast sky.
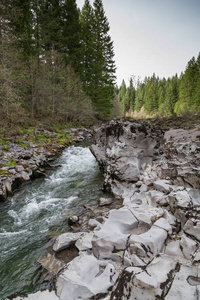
[77,0,200,86]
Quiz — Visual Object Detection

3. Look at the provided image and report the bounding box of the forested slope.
[0,0,116,132]
[118,53,200,117]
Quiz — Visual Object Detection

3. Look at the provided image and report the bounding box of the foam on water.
[8,210,22,226]
[0,229,28,236]
[23,202,40,217]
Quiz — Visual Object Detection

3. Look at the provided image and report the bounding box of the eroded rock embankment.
[11,119,200,300]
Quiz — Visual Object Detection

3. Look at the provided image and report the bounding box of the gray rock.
[92,207,138,259]
[56,253,118,300]
[153,217,172,234]
[153,179,174,194]
[90,120,156,190]
[111,254,178,300]
[20,171,30,181]
[129,224,168,261]
[180,234,198,260]
[75,232,94,251]
[165,239,183,259]
[165,264,199,300]
[148,190,168,207]
[126,206,166,236]
[8,290,59,300]
[184,220,200,242]
[15,165,24,172]
[5,179,12,195]
[38,252,65,275]
[135,180,143,187]
[139,183,148,192]
[68,215,79,226]
[88,218,102,230]
[169,190,191,209]
[193,251,200,263]
[99,197,113,206]
[53,232,82,252]
[188,188,200,207]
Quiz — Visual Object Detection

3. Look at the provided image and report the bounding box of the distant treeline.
[117,53,200,117]
[0,0,116,129]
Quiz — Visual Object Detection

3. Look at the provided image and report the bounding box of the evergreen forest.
[117,53,200,118]
[0,0,199,133]
[0,0,116,131]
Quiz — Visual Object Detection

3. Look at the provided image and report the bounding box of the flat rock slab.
[184,220,200,242]
[75,231,94,251]
[91,207,138,259]
[164,127,200,143]
[165,264,199,300]
[153,179,174,194]
[129,222,168,260]
[8,290,59,300]
[111,254,178,300]
[38,252,66,275]
[53,232,82,252]
[56,252,118,300]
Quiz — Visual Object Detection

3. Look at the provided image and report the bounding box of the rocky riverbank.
[0,128,92,202]
[9,118,200,300]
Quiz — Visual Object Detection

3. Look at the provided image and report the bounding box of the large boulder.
[90,120,157,191]
[111,254,179,300]
[56,252,118,300]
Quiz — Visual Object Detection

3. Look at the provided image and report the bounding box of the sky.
[76,0,200,86]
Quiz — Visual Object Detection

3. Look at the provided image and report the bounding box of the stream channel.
[0,144,106,300]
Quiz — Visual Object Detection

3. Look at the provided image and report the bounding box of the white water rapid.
[0,146,104,299]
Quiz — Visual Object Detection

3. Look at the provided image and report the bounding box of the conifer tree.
[80,0,95,93]
[135,81,145,112]
[129,77,136,111]
[194,52,200,109]
[89,0,116,118]
[39,0,62,52]
[118,80,126,102]
[61,0,82,75]
[9,0,35,59]
[176,57,198,113]
[157,78,166,107]
[123,78,135,114]
[144,74,158,113]
[158,75,179,116]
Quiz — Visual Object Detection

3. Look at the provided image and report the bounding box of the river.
[0,145,105,300]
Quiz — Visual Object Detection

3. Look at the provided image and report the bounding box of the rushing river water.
[0,145,105,300]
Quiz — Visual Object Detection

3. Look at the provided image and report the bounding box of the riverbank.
[0,127,92,202]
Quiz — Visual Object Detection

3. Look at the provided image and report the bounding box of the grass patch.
[2,145,11,151]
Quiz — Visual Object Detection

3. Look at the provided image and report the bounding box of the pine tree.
[61,0,82,75]
[135,81,145,112]
[177,57,198,113]
[118,80,126,102]
[9,0,35,59]
[157,78,166,107]
[163,75,179,116]
[144,74,158,113]
[89,0,116,119]
[129,77,135,111]
[39,0,62,52]
[123,78,135,114]
[194,52,200,110]
[80,0,95,93]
